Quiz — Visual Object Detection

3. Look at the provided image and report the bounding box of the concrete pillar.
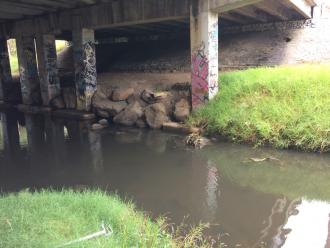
[0,38,12,101]
[35,34,61,106]
[72,28,97,111]
[16,36,42,105]
[190,0,219,108]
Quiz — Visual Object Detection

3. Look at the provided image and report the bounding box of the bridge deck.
[0,0,316,38]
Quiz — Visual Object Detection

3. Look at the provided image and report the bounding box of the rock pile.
[91,85,191,129]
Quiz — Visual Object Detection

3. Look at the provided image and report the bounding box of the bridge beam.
[283,0,313,18]
[35,33,61,106]
[190,0,219,108]
[210,0,263,13]
[72,22,97,112]
[16,35,42,105]
[0,38,12,102]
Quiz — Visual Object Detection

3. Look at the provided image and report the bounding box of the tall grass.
[189,65,330,152]
[0,190,217,248]
[0,190,172,248]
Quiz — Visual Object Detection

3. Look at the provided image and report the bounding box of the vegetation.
[7,39,68,75]
[189,65,330,152]
[0,190,215,248]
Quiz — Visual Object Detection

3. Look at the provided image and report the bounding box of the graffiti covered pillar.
[35,34,61,106]
[72,23,97,111]
[16,35,42,105]
[0,38,12,102]
[190,0,219,109]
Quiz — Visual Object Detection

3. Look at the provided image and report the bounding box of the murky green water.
[0,110,330,248]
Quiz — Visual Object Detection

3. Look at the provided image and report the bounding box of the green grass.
[189,64,330,152]
[0,190,173,248]
[0,190,216,248]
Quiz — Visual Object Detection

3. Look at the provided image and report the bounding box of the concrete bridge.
[0,0,317,112]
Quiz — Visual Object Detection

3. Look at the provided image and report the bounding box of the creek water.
[0,110,330,248]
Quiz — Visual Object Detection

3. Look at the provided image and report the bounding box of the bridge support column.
[16,36,42,105]
[0,38,12,102]
[35,34,61,106]
[190,0,219,108]
[72,28,97,111]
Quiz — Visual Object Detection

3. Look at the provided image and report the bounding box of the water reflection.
[1,111,20,160]
[280,199,330,248]
[0,111,330,248]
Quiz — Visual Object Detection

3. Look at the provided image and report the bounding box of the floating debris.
[57,222,113,248]
[249,156,280,162]
[185,133,210,149]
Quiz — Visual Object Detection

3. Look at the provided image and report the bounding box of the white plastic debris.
[57,222,113,247]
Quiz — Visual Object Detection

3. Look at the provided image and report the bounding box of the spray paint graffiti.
[191,20,219,108]
[208,21,219,100]
[74,37,97,111]
[191,43,209,106]
[82,41,97,93]
[17,36,42,105]
[39,35,61,105]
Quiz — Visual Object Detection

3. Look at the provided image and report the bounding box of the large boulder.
[158,91,175,116]
[145,103,169,129]
[136,118,147,128]
[127,93,148,107]
[95,108,111,118]
[112,87,134,101]
[174,99,190,122]
[98,119,109,127]
[92,93,127,117]
[113,101,143,126]
[141,89,164,104]
[96,86,113,99]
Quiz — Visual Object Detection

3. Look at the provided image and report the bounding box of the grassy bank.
[189,65,330,152]
[0,190,214,248]
[0,190,172,248]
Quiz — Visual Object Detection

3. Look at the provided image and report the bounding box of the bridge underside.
[0,0,315,36]
[0,0,316,110]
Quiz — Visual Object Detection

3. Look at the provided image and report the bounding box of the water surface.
[0,110,330,248]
